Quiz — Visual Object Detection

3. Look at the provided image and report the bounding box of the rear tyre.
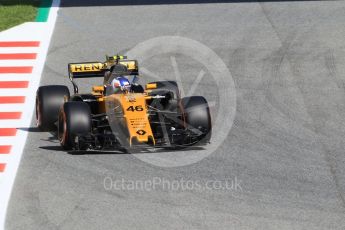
[58,102,91,150]
[181,96,212,145]
[36,85,70,131]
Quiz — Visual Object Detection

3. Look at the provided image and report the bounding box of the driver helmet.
[111,76,130,93]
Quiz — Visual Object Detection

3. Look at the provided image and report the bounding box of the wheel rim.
[58,111,67,145]
[36,97,41,127]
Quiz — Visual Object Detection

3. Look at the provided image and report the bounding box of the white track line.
[0,137,17,145]
[0,155,10,164]
[0,1,61,229]
[0,121,27,128]
[0,105,26,112]
[0,48,40,53]
[0,89,30,96]
[0,74,33,81]
[0,60,37,66]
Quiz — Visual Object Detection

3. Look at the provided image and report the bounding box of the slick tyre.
[58,102,91,150]
[181,96,212,144]
[36,85,70,131]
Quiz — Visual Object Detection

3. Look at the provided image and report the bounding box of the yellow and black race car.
[36,55,212,151]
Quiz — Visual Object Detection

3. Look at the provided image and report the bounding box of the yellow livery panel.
[69,61,137,73]
[118,60,137,71]
[120,94,154,145]
[69,63,106,73]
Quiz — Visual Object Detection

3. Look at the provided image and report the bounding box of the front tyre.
[181,96,212,145]
[58,102,91,150]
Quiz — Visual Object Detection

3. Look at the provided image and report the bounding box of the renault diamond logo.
[136,130,146,135]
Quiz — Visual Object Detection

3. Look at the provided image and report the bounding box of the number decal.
[126,106,135,112]
[126,105,144,112]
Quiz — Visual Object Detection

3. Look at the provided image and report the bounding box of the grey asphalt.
[5,1,345,229]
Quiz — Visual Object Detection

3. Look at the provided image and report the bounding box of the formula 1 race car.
[36,55,212,151]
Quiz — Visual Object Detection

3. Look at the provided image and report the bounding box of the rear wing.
[68,60,139,78]
[68,59,139,93]
[68,62,106,78]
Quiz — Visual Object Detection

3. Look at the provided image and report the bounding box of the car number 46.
[126,105,144,112]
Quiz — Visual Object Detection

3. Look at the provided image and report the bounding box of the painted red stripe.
[0,128,17,136]
[0,67,33,74]
[0,163,6,172]
[0,41,40,47]
[0,81,29,88]
[0,96,25,104]
[0,53,37,60]
[0,112,21,119]
[0,145,11,154]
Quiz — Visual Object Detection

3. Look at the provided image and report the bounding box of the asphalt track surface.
[5,1,345,229]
